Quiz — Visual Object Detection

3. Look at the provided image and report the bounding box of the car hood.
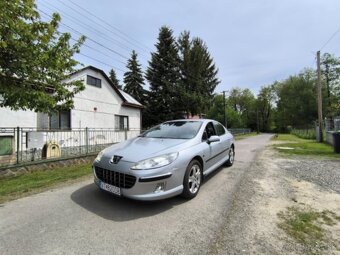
[102,137,191,163]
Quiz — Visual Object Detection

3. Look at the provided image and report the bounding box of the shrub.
[291,129,316,140]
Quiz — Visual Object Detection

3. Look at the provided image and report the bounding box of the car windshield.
[141,121,202,139]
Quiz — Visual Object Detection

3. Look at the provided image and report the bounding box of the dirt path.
[210,142,340,255]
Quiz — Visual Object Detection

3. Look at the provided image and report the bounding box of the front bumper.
[93,158,185,201]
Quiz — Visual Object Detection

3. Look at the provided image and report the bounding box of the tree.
[257,85,276,132]
[178,32,220,117]
[123,51,145,103]
[0,0,85,113]
[227,87,257,129]
[108,69,121,89]
[321,53,340,117]
[145,26,181,126]
[274,69,317,131]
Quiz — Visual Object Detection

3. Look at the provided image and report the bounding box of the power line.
[39,0,149,60]
[77,53,125,72]
[37,12,126,73]
[38,8,129,61]
[56,0,152,53]
[320,25,340,50]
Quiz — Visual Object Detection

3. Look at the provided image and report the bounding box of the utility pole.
[317,51,323,142]
[222,91,227,128]
[256,109,260,134]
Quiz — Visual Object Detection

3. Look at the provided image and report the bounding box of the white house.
[0,65,143,130]
[0,66,143,165]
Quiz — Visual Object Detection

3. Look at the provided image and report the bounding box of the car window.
[141,121,202,139]
[202,122,216,141]
[214,123,226,136]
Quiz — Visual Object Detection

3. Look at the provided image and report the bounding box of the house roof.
[70,65,144,109]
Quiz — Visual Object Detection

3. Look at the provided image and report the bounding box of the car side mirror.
[207,135,220,144]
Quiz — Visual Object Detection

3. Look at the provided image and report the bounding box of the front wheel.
[225,146,235,167]
[181,159,202,199]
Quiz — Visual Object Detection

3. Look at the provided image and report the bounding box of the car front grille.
[95,166,136,189]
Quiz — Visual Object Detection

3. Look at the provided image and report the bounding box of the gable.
[68,66,143,109]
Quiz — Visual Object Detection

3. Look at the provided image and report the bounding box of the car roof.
[165,119,217,124]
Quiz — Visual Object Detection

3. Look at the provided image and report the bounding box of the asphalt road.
[0,134,273,255]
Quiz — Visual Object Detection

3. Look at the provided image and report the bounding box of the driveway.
[0,134,273,255]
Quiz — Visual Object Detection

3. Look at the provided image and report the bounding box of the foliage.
[274,69,317,132]
[109,69,121,89]
[0,0,85,113]
[207,88,257,129]
[0,163,91,203]
[291,129,316,140]
[178,31,220,117]
[321,53,340,117]
[206,94,224,124]
[145,26,182,126]
[257,85,276,132]
[123,50,145,103]
[278,205,340,255]
[273,134,339,158]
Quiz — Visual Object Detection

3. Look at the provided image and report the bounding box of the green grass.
[0,163,92,203]
[278,206,340,250]
[273,134,340,159]
[234,132,258,140]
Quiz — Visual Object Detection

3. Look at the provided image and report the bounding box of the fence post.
[85,127,89,154]
[124,128,128,140]
[16,126,20,164]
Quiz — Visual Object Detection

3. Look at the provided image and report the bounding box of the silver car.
[93,119,235,201]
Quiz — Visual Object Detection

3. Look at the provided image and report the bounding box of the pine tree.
[123,51,145,103]
[178,33,220,117]
[146,26,181,126]
[109,69,121,89]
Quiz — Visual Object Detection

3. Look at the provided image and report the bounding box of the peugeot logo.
[110,155,123,164]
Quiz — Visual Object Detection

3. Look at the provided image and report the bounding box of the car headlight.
[131,152,178,170]
[95,149,106,162]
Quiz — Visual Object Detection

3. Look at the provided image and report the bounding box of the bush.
[291,129,316,140]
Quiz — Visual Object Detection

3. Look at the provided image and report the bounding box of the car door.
[202,122,221,171]
[213,121,231,162]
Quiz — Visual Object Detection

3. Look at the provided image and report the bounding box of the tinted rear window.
[141,121,202,139]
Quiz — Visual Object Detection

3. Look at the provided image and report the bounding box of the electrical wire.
[320,25,340,51]
[56,0,152,53]
[39,0,149,60]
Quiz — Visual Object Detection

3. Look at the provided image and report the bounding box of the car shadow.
[70,183,186,222]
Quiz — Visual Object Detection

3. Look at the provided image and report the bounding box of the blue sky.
[37,0,340,95]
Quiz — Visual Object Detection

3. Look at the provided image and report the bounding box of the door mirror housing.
[207,135,220,144]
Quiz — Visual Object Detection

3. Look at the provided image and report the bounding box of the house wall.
[0,68,141,130]
[0,108,36,128]
[63,68,141,130]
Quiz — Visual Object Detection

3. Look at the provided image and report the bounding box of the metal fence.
[228,128,252,135]
[0,127,141,167]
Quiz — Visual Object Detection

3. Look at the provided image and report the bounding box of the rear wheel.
[181,159,202,199]
[225,145,235,166]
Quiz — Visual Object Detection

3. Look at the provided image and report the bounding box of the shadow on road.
[70,183,185,221]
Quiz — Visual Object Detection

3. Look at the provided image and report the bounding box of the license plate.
[100,182,121,196]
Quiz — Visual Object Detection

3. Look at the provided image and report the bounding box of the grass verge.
[273,134,340,159]
[0,163,92,204]
[234,132,258,140]
[278,205,340,253]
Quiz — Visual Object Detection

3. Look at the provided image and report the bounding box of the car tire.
[225,145,235,167]
[181,159,202,199]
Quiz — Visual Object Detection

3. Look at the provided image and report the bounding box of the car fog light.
[154,182,166,193]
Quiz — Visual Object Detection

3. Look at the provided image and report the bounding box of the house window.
[0,136,13,156]
[86,75,101,88]
[115,115,129,130]
[50,110,71,130]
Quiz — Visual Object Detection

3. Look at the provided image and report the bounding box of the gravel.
[278,158,340,194]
